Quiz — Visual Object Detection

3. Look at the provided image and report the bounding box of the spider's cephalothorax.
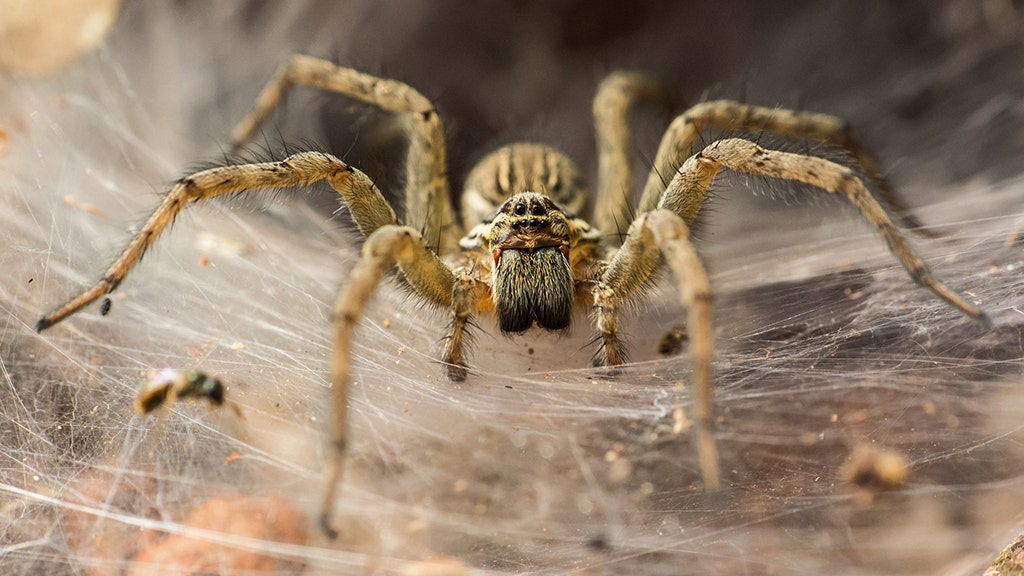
[36,57,990,537]
[485,192,575,333]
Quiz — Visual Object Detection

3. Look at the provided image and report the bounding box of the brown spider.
[36,55,989,537]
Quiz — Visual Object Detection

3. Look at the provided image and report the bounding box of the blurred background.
[2,1,1024,574]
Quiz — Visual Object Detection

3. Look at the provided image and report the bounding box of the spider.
[36,55,989,538]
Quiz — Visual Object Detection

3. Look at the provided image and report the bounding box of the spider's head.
[486,192,575,333]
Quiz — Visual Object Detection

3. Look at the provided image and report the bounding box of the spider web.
[3,2,1024,575]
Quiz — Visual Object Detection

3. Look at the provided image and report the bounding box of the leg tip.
[705,486,726,509]
[446,362,468,382]
[35,317,53,333]
[319,513,339,540]
[977,310,994,329]
[590,361,623,378]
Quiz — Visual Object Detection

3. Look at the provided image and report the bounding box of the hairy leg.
[596,209,720,492]
[230,54,463,255]
[441,275,490,382]
[638,100,930,233]
[592,71,673,239]
[323,224,455,538]
[672,138,989,324]
[37,152,395,330]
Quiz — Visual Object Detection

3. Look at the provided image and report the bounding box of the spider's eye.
[513,202,527,216]
[530,203,546,216]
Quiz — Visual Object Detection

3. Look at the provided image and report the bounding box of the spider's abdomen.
[492,247,574,333]
[461,143,587,228]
